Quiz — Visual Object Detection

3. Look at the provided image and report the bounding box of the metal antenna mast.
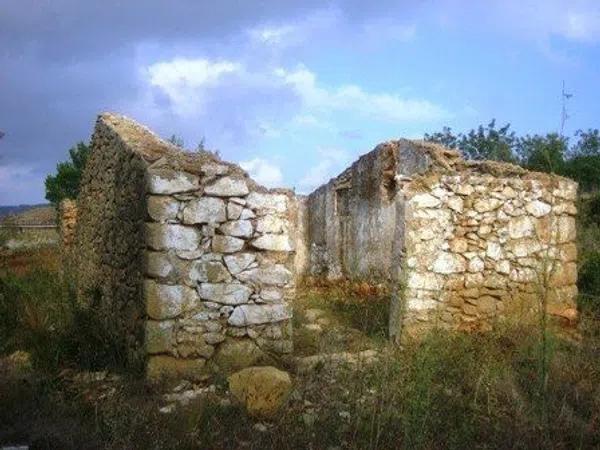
[560,80,572,138]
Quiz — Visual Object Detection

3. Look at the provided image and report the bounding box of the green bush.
[579,252,600,313]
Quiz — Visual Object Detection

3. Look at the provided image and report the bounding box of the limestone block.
[146,223,199,251]
[183,197,226,224]
[260,287,284,302]
[227,202,243,220]
[447,196,464,213]
[525,200,551,218]
[213,338,269,373]
[220,220,253,238]
[204,177,249,197]
[224,253,256,275]
[406,272,442,290]
[245,192,287,214]
[454,184,474,196]
[256,216,287,234]
[228,304,292,326]
[553,181,577,201]
[146,320,175,354]
[554,216,576,244]
[410,193,441,208]
[508,216,535,239]
[236,264,293,286]
[212,235,245,253]
[146,356,207,382]
[486,242,503,260]
[240,208,256,219]
[432,252,466,274]
[147,196,179,222]
[474,198,502,213]
[146,252,174,278]
[145,280,198,319]
[467,256,485,273]
[189,260,232,283]
[228,366,292,418]
[251,234,293,252]
[147,169,199,194]
[201,162,229,176]
[198,282,253,305]
[406,298,438,311]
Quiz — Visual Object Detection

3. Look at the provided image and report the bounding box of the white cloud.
[147,58,241,115]
[276,66,449,123]
[240,157,284,188]
[298,147,352,192]
[0,164,41,204]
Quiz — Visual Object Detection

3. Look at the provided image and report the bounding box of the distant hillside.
[0,204,56,225]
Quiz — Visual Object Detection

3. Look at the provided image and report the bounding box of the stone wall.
[400,164,578,336]
[59,199,78,270]
[301,140,578,340]
[76,113,297,379]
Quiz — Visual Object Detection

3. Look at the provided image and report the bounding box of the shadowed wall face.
[76,119,147,370]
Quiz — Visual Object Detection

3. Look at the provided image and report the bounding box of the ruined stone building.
[71,113,578,380]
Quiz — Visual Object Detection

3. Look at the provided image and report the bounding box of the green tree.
[517,133,567,174]
[425,119,516,162]
[573,128,600,156]
[44,142,90,204]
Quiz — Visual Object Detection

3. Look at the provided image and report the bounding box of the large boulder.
[228,366,292,418]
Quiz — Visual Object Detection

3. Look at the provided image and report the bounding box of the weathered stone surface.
[147,170,199,194]
[508,217,535,239]
[147,356,207,382]
[183,197,226,224]
[246,192,287,214]
[227,202,243,220]
[146,320,175,354]
[189,260,231,283]
[213,338,268,373]
[146,223,199,251]
[228,366,292,418]
[236,265,293,286]
[228,304,292,326]
[526,200,551,217]
[146,252,174,278]
[224,253,256,275]
[256,216,287,234]
[147,196,179,222]
[204,177,249,197]
[220,220,253,238]
[432,252,465,274]
[260,287,284,302]
[198,283,253,305]
[201,162,229,176]
[145,280,198,319]
[251,234,293,251]
[212,235,245,253]
[411,193,441,208]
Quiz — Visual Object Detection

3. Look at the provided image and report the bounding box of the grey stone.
[147,196,179,222]
[146,223,199,251]
[145,280,198,319]
[198,283,253,305]
[147,169,199,194]
[245,192,287,214]
[205,177,249,197]
[146,252,174,278]
[220,220,253,238]
[236,264,293,286]
[183,197,226,224]
[212,235,245,253]
[251,234,293,252]
[224,253,256,275]
[228,304,292,326]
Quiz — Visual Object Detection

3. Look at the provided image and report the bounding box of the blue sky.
[1,0,599,204]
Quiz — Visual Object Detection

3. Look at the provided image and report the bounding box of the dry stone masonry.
[76,113,296,380]
[301,140,578,340]
[74,113,578,381]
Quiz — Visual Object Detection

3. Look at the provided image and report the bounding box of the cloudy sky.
[1,0,599,205]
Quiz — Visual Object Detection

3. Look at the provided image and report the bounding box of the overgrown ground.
[1,197,600,449]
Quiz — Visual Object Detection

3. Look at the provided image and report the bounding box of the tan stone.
[213,338,269,373]
[146,356,207,382]
[147,196,179,222]
[228,366,292,418]
[145,320,175,354]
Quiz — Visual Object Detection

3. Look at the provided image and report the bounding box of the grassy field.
[1,197,600,449]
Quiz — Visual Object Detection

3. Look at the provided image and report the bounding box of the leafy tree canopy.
[45,142,90,204]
